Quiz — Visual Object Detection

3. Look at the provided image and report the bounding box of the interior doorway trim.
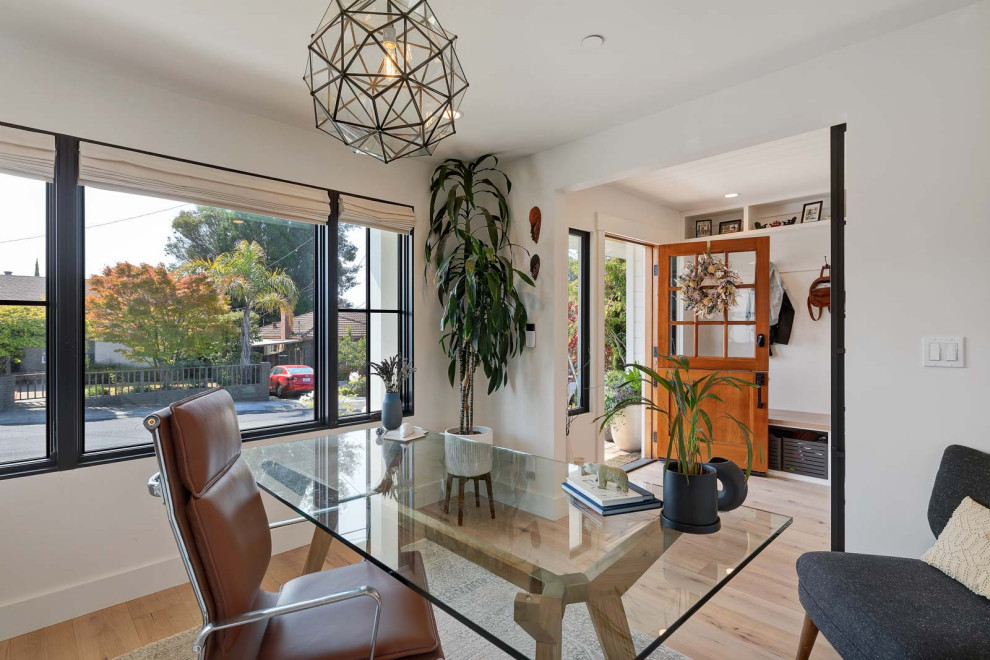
[830,123,847,552]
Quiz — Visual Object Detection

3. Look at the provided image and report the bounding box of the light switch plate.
[923,336,965,368]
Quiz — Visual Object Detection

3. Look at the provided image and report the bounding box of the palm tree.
[184,240,299,371]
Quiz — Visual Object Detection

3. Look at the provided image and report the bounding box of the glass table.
[243,430,791,660]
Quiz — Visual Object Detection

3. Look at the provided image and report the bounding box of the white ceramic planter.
[610,411,641,452]
[444,425,494,477]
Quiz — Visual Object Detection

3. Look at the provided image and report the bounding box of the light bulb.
[382,26,398,78]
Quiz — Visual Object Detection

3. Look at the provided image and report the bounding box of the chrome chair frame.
[144,413,381,660]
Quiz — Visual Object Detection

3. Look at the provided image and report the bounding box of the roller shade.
[0,126,56,182]
[339,194,416,233]
[78,143,330,225]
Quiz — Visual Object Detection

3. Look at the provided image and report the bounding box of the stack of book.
[562,469,661,516]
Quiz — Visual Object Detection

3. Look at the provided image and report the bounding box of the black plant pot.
[707,457,748,512]
[662,462,721,534]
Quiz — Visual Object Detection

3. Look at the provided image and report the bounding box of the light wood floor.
[0,469,838,660]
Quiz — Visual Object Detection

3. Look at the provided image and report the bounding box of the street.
[0,398,315,464]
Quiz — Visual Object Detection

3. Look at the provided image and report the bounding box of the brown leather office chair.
[145,388,443,660]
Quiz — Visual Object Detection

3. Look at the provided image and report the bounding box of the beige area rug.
[604,442,641,469]
[116,541,687,660]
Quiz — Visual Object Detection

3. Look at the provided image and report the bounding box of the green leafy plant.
[604,369,636,427]
[597,356,760,478]
[426,154,533,435]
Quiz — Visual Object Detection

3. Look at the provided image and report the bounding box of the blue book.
[562,482,662,517]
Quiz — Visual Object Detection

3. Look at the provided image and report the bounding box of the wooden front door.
[656,237,770,472]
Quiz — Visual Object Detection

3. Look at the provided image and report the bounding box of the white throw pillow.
[922,496,990,599]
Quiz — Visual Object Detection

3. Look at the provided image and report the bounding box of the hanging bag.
[807,262,831,321]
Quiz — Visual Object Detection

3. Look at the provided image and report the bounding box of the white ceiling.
[0,0,977,159]
[611,129,831,212]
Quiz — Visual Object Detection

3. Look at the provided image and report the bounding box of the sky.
[0,171,369,306]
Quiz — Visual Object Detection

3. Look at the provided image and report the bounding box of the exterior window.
[567,229,590,414]
[82,188,317,453]
[0,172,49,466]
[337,223,407,419]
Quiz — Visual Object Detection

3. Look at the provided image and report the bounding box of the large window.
[82,188,318,453]
[567,229,590,414]
[0,127,413,478]
[337,223,408,419]
[0,171,49,466]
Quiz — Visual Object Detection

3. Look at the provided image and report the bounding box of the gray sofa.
[796,444,990,659]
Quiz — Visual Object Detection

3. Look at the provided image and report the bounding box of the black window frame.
[567,228,591,416]
[335,222,414,426]
[0,122,415,479]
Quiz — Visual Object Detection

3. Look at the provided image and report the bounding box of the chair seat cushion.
[797,551,990,660]
[258,557,441,660]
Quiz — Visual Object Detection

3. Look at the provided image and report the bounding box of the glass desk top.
[243,430,791,660]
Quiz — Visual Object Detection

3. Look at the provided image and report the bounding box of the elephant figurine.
[584,462,629,493]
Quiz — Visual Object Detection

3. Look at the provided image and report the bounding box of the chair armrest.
[192,585,382,660]
[147,472,162,499]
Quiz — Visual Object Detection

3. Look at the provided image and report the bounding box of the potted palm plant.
[599,356,759,533]
[426,154,532,442]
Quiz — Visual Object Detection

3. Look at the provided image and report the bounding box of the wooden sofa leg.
[796,613,819,660]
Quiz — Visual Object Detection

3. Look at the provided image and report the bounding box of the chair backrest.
[928,444,990,537]
[150,388,272,657]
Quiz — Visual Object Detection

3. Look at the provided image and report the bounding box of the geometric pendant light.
[305,0,469,163]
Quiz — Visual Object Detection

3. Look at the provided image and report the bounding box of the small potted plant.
[370,354,415,430]
[604,369,640,452]
[598,356,759,534]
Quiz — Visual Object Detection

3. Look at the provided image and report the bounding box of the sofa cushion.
[797,551,990,660]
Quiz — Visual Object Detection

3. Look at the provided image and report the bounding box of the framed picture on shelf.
[719,219,742,234]
[801,201,824,223]
[695,219,712,237]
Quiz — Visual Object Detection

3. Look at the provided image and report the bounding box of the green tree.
[337,327,367,380]
[604,256,627,371]
[165,206,360,315]
[0,306,46,369]
[86,263,234,367]
[185,241,299,368]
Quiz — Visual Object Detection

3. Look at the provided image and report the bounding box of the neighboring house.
[0,272,46,302]
[255,311,366,369]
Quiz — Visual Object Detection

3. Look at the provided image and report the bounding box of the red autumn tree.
[87,262,234,367]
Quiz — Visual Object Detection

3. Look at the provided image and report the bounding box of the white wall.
[0,36,454,639]
[475,183,680,463]
[487,1,990,558]
[768,225,832,414]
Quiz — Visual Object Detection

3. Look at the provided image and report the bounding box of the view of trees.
[604,256,627,371]
[0,306,45,369]
[87,263,233,367]
[166,206,360,317]
[182,240,299,368]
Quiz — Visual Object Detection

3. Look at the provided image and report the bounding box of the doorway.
[601,237,650,467]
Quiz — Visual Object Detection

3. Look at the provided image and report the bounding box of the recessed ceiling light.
[581,34,605,48]
[724,193,739,198]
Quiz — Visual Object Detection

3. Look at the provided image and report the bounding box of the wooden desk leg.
[302,527,333,575]
[514,592,563,660]
[587,596,636,660]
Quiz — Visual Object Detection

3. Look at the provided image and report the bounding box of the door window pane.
[83,188,318,452]
[669,325,694,357]
[669,290,695,322]
[728,251,757,285]
[669,255,694,287]
[727,288,756,321]
[698,325,724,357]
[0,172,49,465]
[728,325,756,358]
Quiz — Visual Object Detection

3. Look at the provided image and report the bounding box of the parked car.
[269,365,314,398]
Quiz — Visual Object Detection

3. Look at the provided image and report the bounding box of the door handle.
[756,333,766,348]
[755,373,766,409]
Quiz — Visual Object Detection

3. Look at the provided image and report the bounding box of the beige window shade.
[0,126,56,182]
[339,194,416,234]
[78,142,330,225]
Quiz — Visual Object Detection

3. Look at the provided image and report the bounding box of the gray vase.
[381,392,402,430]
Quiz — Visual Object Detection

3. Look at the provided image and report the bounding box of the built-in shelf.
[683,191,831,240]
[682,219,829,243]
